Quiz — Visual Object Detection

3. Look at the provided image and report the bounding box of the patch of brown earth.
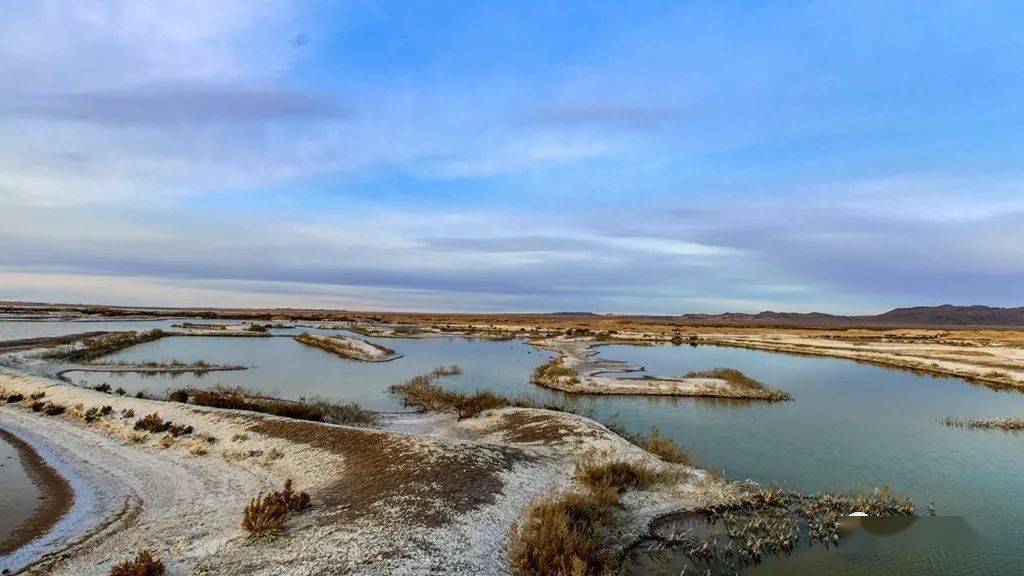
[481,410,605,445]
[250,419,528,527]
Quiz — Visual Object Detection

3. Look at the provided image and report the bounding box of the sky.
[1,0,1022,314]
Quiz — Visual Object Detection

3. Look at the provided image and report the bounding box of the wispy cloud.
[528,102,683,128]
[3,84,343,126]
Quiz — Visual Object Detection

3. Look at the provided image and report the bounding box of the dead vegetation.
[509,458,678,576]
[388,365,529,419]
[241,479,311,536]
[940,416,1024,433]
[575,459,675,494]
[107,550,165,576]
[42,329,166,362]
[167,386,378,426]
[644,485,916,574]
[625,426,691,465]
[133,412,193,436]
[508,488,618,576]
[684,368,792,401]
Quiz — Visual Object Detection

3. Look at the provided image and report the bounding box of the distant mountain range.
[673,305,1024,328]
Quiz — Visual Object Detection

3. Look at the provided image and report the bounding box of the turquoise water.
[5,322,1024,573]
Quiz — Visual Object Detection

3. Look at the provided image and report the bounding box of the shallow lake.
[4,321,1024,573]
[65,332,553,412]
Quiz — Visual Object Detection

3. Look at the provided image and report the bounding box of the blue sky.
[1,0,1022,313]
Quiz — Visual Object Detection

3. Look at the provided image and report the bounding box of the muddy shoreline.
[0,426,73,557]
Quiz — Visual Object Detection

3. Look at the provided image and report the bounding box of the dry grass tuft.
[173,386,378,426]
[241,479,311,536]
[241,493,288,536]
[41,402,66,416]
[626,426,691,465]
[388,367,519,419]
[44,329,166,362]
[574,459,671,494]
[508,489,619,576]
[108,549,165,576]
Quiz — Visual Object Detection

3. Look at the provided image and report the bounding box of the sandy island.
[530,338,792,400]
[294,332,403,362]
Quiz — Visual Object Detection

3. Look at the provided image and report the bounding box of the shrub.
[508,489,618,576]
[388,373,513,419]
[430,364,463,377]
[241,493,288,535]
[574,460,666,494]
[168,389,189,403]
[29,391,45,400]
[84,405,113,423]
[240,480,311,536]
[133,413,190,435]
[274,479,311,512]
[108,549,165,576]
[42,403,67,416]
[5,393,24,403]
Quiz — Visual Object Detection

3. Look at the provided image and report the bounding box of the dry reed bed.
[940,416,1024,432]
[41,329,167,363]
[642,485,917,575]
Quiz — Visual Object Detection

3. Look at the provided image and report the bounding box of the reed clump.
[658,484,917,572]
[107,549,165,576]
[507,488,618,576]
[171,386,378,426]
[940,416,1024,433]
[43,329,166,362]
[574,459,671,494]
[627,426,691,465]
[389,366,530,419]
[241,479,311,536]
[133,412,193,436]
